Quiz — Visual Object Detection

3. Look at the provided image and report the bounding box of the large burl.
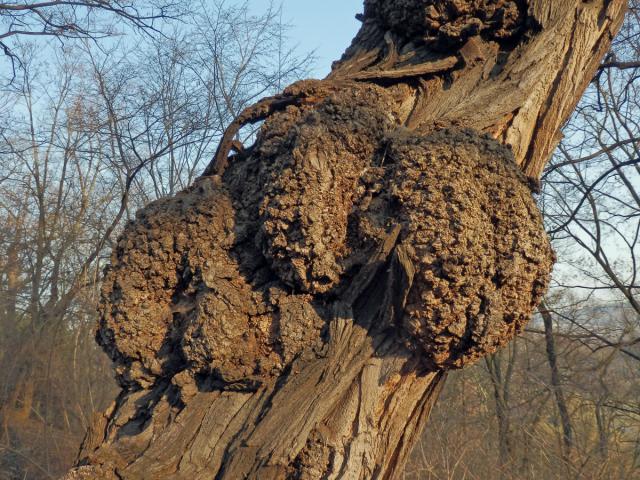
[70,0,628,477]
[98,81,553,392]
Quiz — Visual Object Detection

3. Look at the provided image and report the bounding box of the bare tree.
[541,0,640,364]
[0,0,183,79]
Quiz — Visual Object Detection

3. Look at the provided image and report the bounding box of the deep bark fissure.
[522,7,579,175]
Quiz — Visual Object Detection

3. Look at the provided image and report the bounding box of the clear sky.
[250,1,362,77]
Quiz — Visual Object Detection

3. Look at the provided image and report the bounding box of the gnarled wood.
[64,1,626,479]
[330,0,626,180]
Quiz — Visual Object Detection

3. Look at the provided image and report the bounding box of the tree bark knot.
[65,0,629,477]
[362,0,530,48]
[98,81,553,391]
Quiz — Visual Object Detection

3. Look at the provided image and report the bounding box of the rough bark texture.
[64,1,626,479]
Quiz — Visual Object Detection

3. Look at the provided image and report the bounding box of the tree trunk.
[539,301,574,456]
[64,1,625,479]
[485,342,518,476]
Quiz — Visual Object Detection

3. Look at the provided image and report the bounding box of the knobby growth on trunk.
[64,1,626,479]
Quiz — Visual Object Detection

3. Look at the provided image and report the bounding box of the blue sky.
[250,1,362,77]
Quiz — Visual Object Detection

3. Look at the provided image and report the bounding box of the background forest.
[0,1,639,479]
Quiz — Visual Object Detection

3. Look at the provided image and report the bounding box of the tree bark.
[539,301,574,456]
[485,342,518,476]
[64,1,626,479]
